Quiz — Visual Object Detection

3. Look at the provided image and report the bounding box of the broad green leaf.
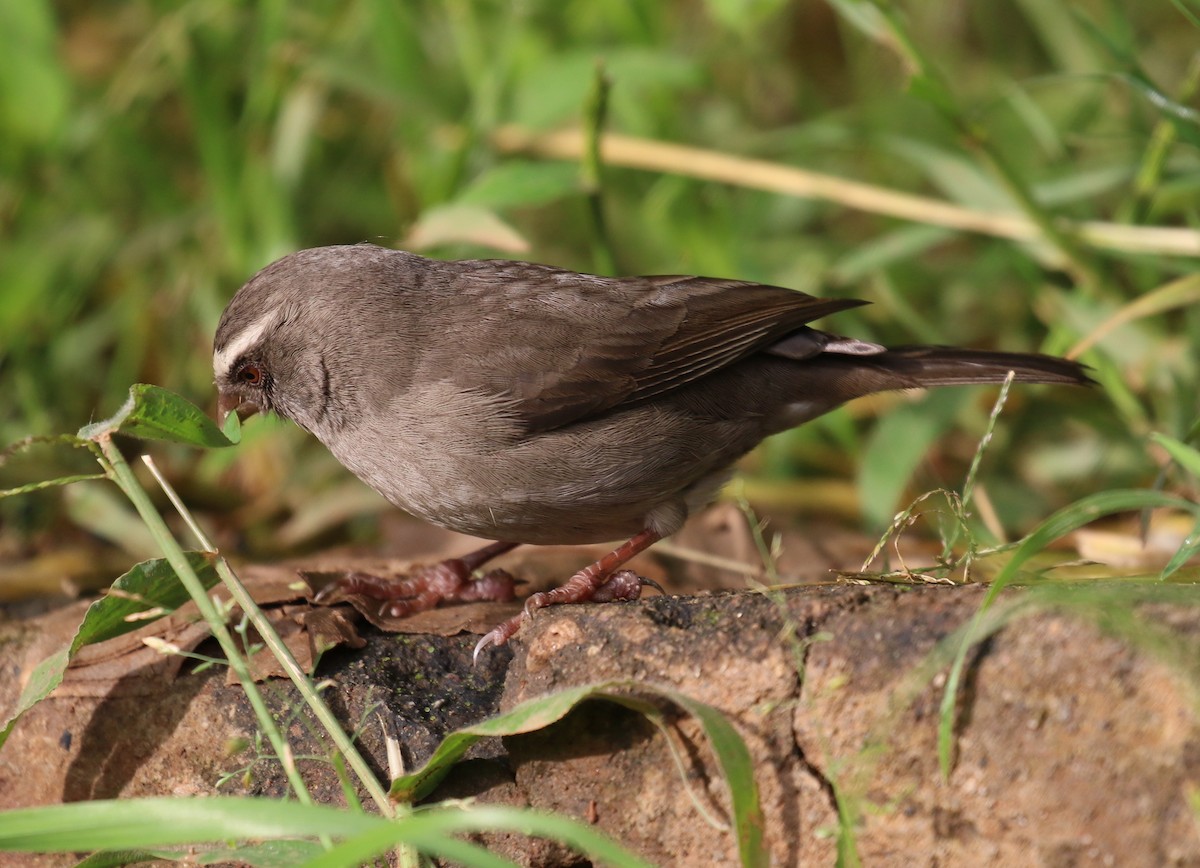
[390,679,766,868]
[222,408,242,442]
[0,648,70,750]
[78,385,238,448]
[0,2,70,148]
[0,553,219,750]
[70,552,219,649]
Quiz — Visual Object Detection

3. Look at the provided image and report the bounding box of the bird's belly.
[377,455,666,544]
[331,413,749,545]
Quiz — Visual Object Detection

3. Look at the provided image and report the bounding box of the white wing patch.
[822,337,885,355]
[213,310,281,378]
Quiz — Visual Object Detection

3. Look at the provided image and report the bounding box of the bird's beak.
[217,390,260,423]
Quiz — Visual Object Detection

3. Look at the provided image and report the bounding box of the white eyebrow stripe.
[213,310,281,377]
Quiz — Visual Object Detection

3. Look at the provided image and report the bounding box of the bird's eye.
[238,364,264,386]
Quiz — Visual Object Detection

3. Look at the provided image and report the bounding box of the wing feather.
[421,262,866,433]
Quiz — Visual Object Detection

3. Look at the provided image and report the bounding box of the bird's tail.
[865,346,1093,389]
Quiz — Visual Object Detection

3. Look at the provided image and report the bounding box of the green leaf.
[75,849,206,868]
[78,384,239,448]
[0,553,219,750]
[1160,519,1200,582]
[195,840,326,867]
[0,1,70,149]
[858,390,968,530]
[304,806,644,868]
[664,687,766,866]
[937,490,1200,777]
[72,552,220,649]
[390,680,766,868]
[457,161,582,210]
[1150,432,1200,479]
[222,408,242,442]
[0,798,647,868]
[0,798,381,853]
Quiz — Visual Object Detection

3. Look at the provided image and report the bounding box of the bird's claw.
[472,612,527,664]
[472,631,499,665]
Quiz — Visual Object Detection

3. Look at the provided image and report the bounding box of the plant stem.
[137,457,394,817]
[582,62,618,276]
[96,436,322,817]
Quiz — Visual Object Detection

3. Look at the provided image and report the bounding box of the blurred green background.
[1,0,1197,566]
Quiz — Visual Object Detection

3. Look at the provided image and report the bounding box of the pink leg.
[473,528,662,661]
[315,540,519,618]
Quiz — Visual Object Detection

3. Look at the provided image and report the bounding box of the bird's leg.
[315,540,519,618]
[473,528,662,660]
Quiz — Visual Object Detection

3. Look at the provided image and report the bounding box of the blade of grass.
[390,679,766,868]
[303,805,652,868]
[1069,273,1200,358]
[1151,432,1200,479]
[853,0,1104,291]
[91,434,323,817]
[139,459,393,818]
[582,62,617,276]
[937,489,1200,777]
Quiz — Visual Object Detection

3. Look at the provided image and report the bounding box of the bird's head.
[213,250,346,434]
[214,244,427,437]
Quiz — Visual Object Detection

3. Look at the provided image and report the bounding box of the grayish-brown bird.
[214,244,1090,656]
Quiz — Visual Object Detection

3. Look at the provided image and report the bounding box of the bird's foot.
[314,541,519,619]
[472,568,662,663]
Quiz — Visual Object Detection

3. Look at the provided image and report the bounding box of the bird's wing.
[426,262,867,434]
